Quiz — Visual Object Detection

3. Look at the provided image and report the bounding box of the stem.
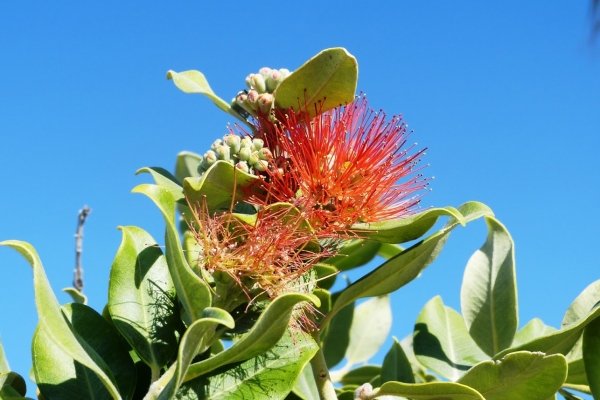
[309,341,337,400]
[74,206,91,292]
[150,365,161,383]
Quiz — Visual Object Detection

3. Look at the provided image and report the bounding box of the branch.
[74,206,91,292]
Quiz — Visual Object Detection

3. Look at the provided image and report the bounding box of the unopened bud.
[252,138,264,151]
[235,161,250,173]
[279,68,291,79]
[240,136,253,149]
[223,133,241,153]
[248,152,260,166]
[215,144,231,161]
[354,383,373,400]
[253,159,269,172]
[235,91,255,115]
[259,67,272,80]
[266,70,283,92]
[257,93,273,114]
[201,150,218,169]
[245,90,260,111]
[238,147,252,161]
[258,147,272,160]
[247,74,266,93]
[211,139,223,151]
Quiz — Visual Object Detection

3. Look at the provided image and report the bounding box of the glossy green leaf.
[176,329,318,400]
[136,167,183,198]
[381,337,415,384]
[378,243,404,260]
[414,296,488,381]
[0,241,123,399]
[322,300,354,368]
[292,363,319,400]
[62,287,87,304]
[458,351,567,400]
[375,381,485,399]
[132,184,212,326]
[147,308,234,400]
[494,305,600,360]
[324,240,381,271]
[175,151,202,181]
[353,207,464,244]
[512,318,557,347]
[443,202,495,229]
[563,280,600,327]
[0,372,27,397]
[461,216,517,357]
[183,160,260,213]
[340,365,381,386]
[33,303,136,400]
[108,226,179,374]
[184,292,319,381]
[583,316,600,399]
[166,70,248,125]
[274,48,357,117]
[345,296,392,366]
[313,264,337,290]
[0,338,9,373]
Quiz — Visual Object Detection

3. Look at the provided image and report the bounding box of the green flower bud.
[257,93,274,114]
[252,138,264,151]
[223,133,241,154]
[248,152,260,166]
[235,161,250,173]
[253,159,269,172]
[258,147,272,160]
[215,144,231,161]
[201,150,218,169]
[240,136,253,149]
[211,139,223,151]
[266,70,283,92]
[238,147,252,161]
[235,91,255,115]
[259,67,272,81]
[279,68,291,79]
[248,73,266,93]
[245,90,260,111]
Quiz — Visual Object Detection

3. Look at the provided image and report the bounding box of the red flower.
[254,95,429,229]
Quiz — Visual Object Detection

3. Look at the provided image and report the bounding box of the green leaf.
[323,240,381,271]
[0,337,9,374]
[147,308,234,400]
[62,287,87,304]
[292,363,319,400]
[378,243,404,260]
[176,329,318,400]
[457,351,567,400]
[313,264,337,290]
[494,305,600,360]
[183,160,261,213]
[582,316,600,399]
[375,381,485,399]
[512,318,557,347]
[184,292,319,381]
[562,280,600,327]
[460,216,517,357]
[352,206,464,244]
[322,300,354,368]
[166,70,248,125]
[175,151,202,181]
[0,372,27,397]
[443,202,495,228]
[0,241,123,399]
[414,296,488,381]
[340,365,382,386]
[136,167,183,198]
[381,337,415,384]
[274,48,357,118]
[108,226,179,374]
[132,184,212,326]
[33,303,136,400]
[344,296,392,366]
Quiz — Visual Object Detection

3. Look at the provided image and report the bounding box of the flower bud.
[235,161,250,173]
[248,152,260,166]
[257,147,272,160]
[238,146,252,161]
[253,159,269,172]
[223,133,241,154]
[266,70,283,92]
[240,136,253,149]
[235,91,255,115]
[245,90,260,111]
[279,68,291,79]
[215,144,231,161]
[248,73,266,93]
[201,150,218,169]
[259,67,272,81]
[252,138,264,151]
[257,93,273,114]
[211,139,223,151]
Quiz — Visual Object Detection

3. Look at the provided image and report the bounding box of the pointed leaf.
[132,184,212,325]
[166,70,248,125]
[136,167,183,198]
[274,48,357,117]
[345,296,392,366]
[322,300,354,368]
[313,264,337,290]
[184,292,319,381]
[176,329,318,400]
[62,288,87,304]
[457,351,567,400]
[148,308,234,400]
[461,217,517,357]
[175,151,202,181]
[292,363,319,400]
[512,318,557,347]
[414,296,488,381]
[0,241,123,399]
[562,280,600,327]
[0,338,9,374]
[339,365,381,386]
[381,337,415,384]
[108,226,179,373]
[353,206,464,244]
[443,202,495,228]
[375,381,485,399]
[378,243,404,260]
[582,316,600,399]
[324,240,381,271]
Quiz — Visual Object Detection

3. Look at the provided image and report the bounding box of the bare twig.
[74,206,91,292]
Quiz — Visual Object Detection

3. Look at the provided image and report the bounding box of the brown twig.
[74,206,91,292]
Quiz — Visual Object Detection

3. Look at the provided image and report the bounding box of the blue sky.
[1,1,599,396]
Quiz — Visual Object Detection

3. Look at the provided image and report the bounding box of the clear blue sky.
[1,1,598,396]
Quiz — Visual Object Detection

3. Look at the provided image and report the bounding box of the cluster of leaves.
[1,48,599,400]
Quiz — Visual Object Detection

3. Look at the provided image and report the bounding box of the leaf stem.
[309,341,337,400]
